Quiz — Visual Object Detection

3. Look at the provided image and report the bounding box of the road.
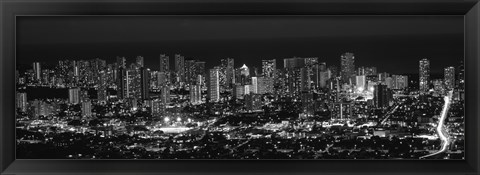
[420,90,453,159]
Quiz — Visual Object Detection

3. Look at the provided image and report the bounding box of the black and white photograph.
[15,16,465,160]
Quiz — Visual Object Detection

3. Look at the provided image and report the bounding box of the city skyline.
[15,16,465,160]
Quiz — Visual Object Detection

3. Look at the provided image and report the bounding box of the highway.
[420,90,453,159]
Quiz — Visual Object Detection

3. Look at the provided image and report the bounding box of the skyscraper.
[161,85,171,103]
[140,67,150,100]
[81,100,92,117]
[175,54,185,83]
[223,58,235,88]
[98,70,108,102]
[373,84,390,108]
[419,58,430,91]
[16,92,28,112]
[33,62,41,81]
[69,88,81,104]
[159,54,170,73]
[117,68,127,99]
[356,75,366,92]
[444,66,455,90]
[251,76,258,94]
[208,68,220,102]
[262,59,276,78]
[340,53,355,85]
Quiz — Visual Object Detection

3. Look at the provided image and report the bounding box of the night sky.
[16,16,464,74]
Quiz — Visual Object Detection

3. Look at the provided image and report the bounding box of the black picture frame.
[1,0,479,174]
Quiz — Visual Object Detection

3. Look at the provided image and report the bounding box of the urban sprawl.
[16,53,465,159]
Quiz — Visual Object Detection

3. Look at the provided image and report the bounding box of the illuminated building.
[373,84,390,108]
[330,101,354,120]
[262,59,276,78]
[222,58,235,88]
[140,67,150,100]
[190,84,202,104]
[33,62,42,82]
[208,68,220,102]
[117,67,128,99]
[81,100,92,117]
[301,92,315,116]
[391,75,408,89]
[357,66,377,76]
[175,54,185,83]
[340,52,355,85]
[159,54,170,73]
[458,61,464,89]
[257,77,274,94]
[419,58,430,91]
[16,92,28,112]
[68,87,80,104]
[444,66,455,90]
[98,70,107,102]
[234,84,245,99]
[245,94,262,111]
[355,75,366,92]
[251,76,258,94]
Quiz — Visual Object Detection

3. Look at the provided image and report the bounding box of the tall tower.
[174,54,185,83]
[444,66,455,90]
[262,59,276,78]
[68,87,80,104]
[159,54,170,73]
[33,62,42,81]
[340,53,355,85]
[225,58,235,88]
[419,58,430,91]
[140,67,150,100]
[208,68,220,102]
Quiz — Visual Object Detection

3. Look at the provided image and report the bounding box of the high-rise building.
[458,61,465,89]
[221,58,235,88]
[208,68,220,102]
[234,84,245,99]
[33,62,42,81]
[356,75,366,92]
[444,66,455,90]
[262,59,276,78]
[98,70,108,102]
[419,58,430,91]
[373,84,390,108]
[69,88,81,104]
[161,85,170,103]
[174,54,185,83]
[257,77,274,94]
[251,77,258,94]
[245,94,263,111]
[391,75,408,89]
[117,68,127,99]
[159,54,170,73]
[140,67,150,100]
[284,57,306,69]
[301,92,315,116]
[340,53,355,85]
[190,84,202,104]
[357,66,377,76]
[16,92,28,112]
[81,100,92,117]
